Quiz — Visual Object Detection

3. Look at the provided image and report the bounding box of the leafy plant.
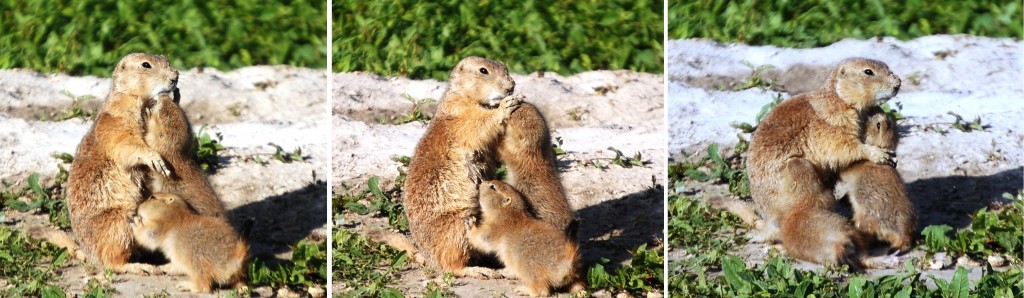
[0,0,326,75]
[194,125,224,171]
[0,225,69,297]
[49,91,96,121]
[731,62,776,91]
[3,170,72,228]
[332,229,407,297]
[921,194,1023,260]
[248,238,327,292]
[341,176,409,232]
[380,94,435,125]
[268,143,304,163]
[335,0,663,79]
[587,243,664,295]
[668,143,750,198]
[609,147,644,168]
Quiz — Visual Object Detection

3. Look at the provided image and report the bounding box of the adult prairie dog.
[747,58,901,263]
[67,53,176,273]
[144,88,227,218]
[132,193,248,293]
[842,108,917,253]
[467,180,585,297]
[403,56,522,277]
[498,102,576,236]
[779,158,866,269]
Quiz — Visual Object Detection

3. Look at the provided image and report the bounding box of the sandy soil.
[333,70,666,296]
[666,35,1023,282]
[0,66,329,296]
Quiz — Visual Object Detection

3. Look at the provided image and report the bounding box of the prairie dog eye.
[489,184,496,190]
[479,67,489,75]
[863,69,874,76]
[142,62,152,68]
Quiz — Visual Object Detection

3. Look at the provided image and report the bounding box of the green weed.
[0,225,69,297]
[586,243,664,295]
[194,125,224,171]
[248,238,327,293]
[48,91,96,121]
[332,229,407,297]
[0,1,326,75]
[731,62,777,91]
[3,169,72,229]
[268,143,305,163]
[379,94,435,125]
[921,193,1023,261]
[340,176,409,232]
[335,0,663,79]
[668,0,1022,47]
[668,143,750,198]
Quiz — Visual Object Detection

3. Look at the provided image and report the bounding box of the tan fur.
[403,56,522,277]
[498,102,575,235]
[143,89,227,218]
[132,193,248,293]
[842,108,917,253]
[779,158,866,269]
[365,229,428,265]
[67,53,177,273]
[748,58,901,265]
[467,181,585,297]
[31,227,86,261]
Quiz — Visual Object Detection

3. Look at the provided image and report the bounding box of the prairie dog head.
[863,110,899,151]
[830,58,901,111]
[138,192,191,221]
[112,53,179,100]
[447,56,515,106]
[478,180,527,216]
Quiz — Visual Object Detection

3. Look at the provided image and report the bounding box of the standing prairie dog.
[404,56,523,277]
[467,180,585,297]
[498,102,576,236]
[131,193,248,293]
[144,88,227,218]
[67,53,176,273]
[748,58,901,265]
[842,108,917,253]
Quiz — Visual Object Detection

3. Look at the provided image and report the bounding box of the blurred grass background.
[0,0,327,76]
[334,0,664,80]
[668,0,1022,47]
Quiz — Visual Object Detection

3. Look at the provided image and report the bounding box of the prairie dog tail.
[707,196,761,227]
[30,227,86,261]
[365,229,426,265]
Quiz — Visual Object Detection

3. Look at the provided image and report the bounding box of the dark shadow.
[905,167,1022,229]
[574,184,664,271]
[227,179,328,267]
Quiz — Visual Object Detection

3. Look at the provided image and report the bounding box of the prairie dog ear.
[502,197,512,206]
[164,196,176,204]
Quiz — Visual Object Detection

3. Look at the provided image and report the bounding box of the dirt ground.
[332,70,666,296]
[0,66,329,296]
[666,35,1023,282]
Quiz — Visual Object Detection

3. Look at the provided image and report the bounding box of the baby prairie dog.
[404,56,523,277]
[748,57,901,247]
[779,158,866,269]
[498,102,576,236]
[841,108,917,253]
[132,193,248,293]
[67,53,176,273]
[467,180,585,297]
[144,88,227,218]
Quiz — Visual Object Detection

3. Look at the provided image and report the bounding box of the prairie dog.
[747,58,900,250]
[67,53,176,273]
[842,109,917,253]
[779,158,866,269]
[132,193,248,293]
[498,102,575,236]
[403,56,522,277]
[144,88,227,218]
[467,180,585,297]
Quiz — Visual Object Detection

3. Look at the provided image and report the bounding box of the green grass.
[0,0,326,75]
[668,0,1023,47]
[586,243,665,295]
[248,237,328,293]
[334,0,663,79]
[0,225,70,297]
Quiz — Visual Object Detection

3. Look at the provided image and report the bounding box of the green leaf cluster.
[248,238,327,291]
[587,243,664,295]
[921,197,1023,260]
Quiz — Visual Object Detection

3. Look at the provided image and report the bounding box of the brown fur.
[498,102,575,235]
[467,180,585,297]
[403,56,522,277]
[132,193,248,293]
[748,58,901,265]
[143,89,227,218]
[842,108,917,253]
[779,158,866,269]
[67,53,177,273]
